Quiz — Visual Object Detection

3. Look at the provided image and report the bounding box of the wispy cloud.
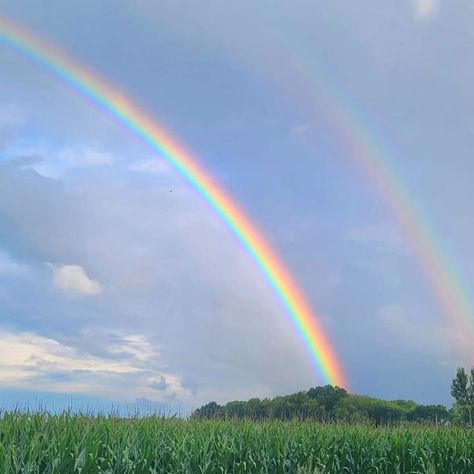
[107,335,157,362]
[5,145,115,179]
[0,330,185,400]
[60,147,115,166]
[129,159,171,174]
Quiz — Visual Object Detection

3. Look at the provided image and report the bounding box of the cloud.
[129,159,171,174]
[5,146,115,180]
[149,376,168,391]
[107,335,157,361]
[0,156,318,405]
[0,331,128,385]
[50,264,103,295]
[414,0,439,19]
[62,148,115,166]
[1,0,471,408]
[0,329,185,400]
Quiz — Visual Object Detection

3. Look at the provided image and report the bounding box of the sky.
[0,0,473,410]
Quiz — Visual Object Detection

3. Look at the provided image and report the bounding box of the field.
[0,413,473,473]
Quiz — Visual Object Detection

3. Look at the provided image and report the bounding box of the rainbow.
[273,53,474,359]
[0,16,348,387]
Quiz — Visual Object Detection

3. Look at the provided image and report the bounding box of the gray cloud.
[0,154,324,405]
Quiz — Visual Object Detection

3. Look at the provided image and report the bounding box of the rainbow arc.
[0,16,348,387]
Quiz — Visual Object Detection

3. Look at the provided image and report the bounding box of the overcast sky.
[0,0,473,410]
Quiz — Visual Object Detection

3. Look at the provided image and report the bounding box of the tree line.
[192,366,474,425]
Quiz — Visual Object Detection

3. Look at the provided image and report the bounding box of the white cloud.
[50,264,103,295]
[414,0,439,19]
[107,334,156,361]
[5,145,115,179]
[0,330,184,399]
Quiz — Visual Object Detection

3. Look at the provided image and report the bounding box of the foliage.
[193,385,450,425]
[0,413,472,473]
[333,395,405,425]
[194,401,223,419]
[451,367,474,426]
[407,405,450,424]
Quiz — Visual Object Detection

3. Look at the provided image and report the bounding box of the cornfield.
[0,413,472,473]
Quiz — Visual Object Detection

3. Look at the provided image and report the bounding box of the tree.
[225,400,247,418]
[451,367,474,426]
[334,395,404,425]
[392,399,417,413]
[406,405,450,424]
[191,401,223,419]
[307,385,347,418]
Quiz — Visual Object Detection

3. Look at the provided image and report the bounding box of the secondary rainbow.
[0,16,347,387]
[273,52,474,359]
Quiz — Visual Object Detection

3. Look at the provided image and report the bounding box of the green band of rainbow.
[0,16,347,387]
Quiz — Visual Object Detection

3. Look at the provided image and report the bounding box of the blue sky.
[0,0,473,410]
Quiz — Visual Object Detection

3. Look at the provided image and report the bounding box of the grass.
[0,413,472,473]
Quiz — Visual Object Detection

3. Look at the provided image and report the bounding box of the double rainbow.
[0,16,348,387]
[271,52,474,359]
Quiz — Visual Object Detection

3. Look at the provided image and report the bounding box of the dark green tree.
[406,405,450,424]
[334,395,404,425]
[451,367,474,425]
[307,385,347,418]
[192,401,223,419]
[224,400,247,418]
